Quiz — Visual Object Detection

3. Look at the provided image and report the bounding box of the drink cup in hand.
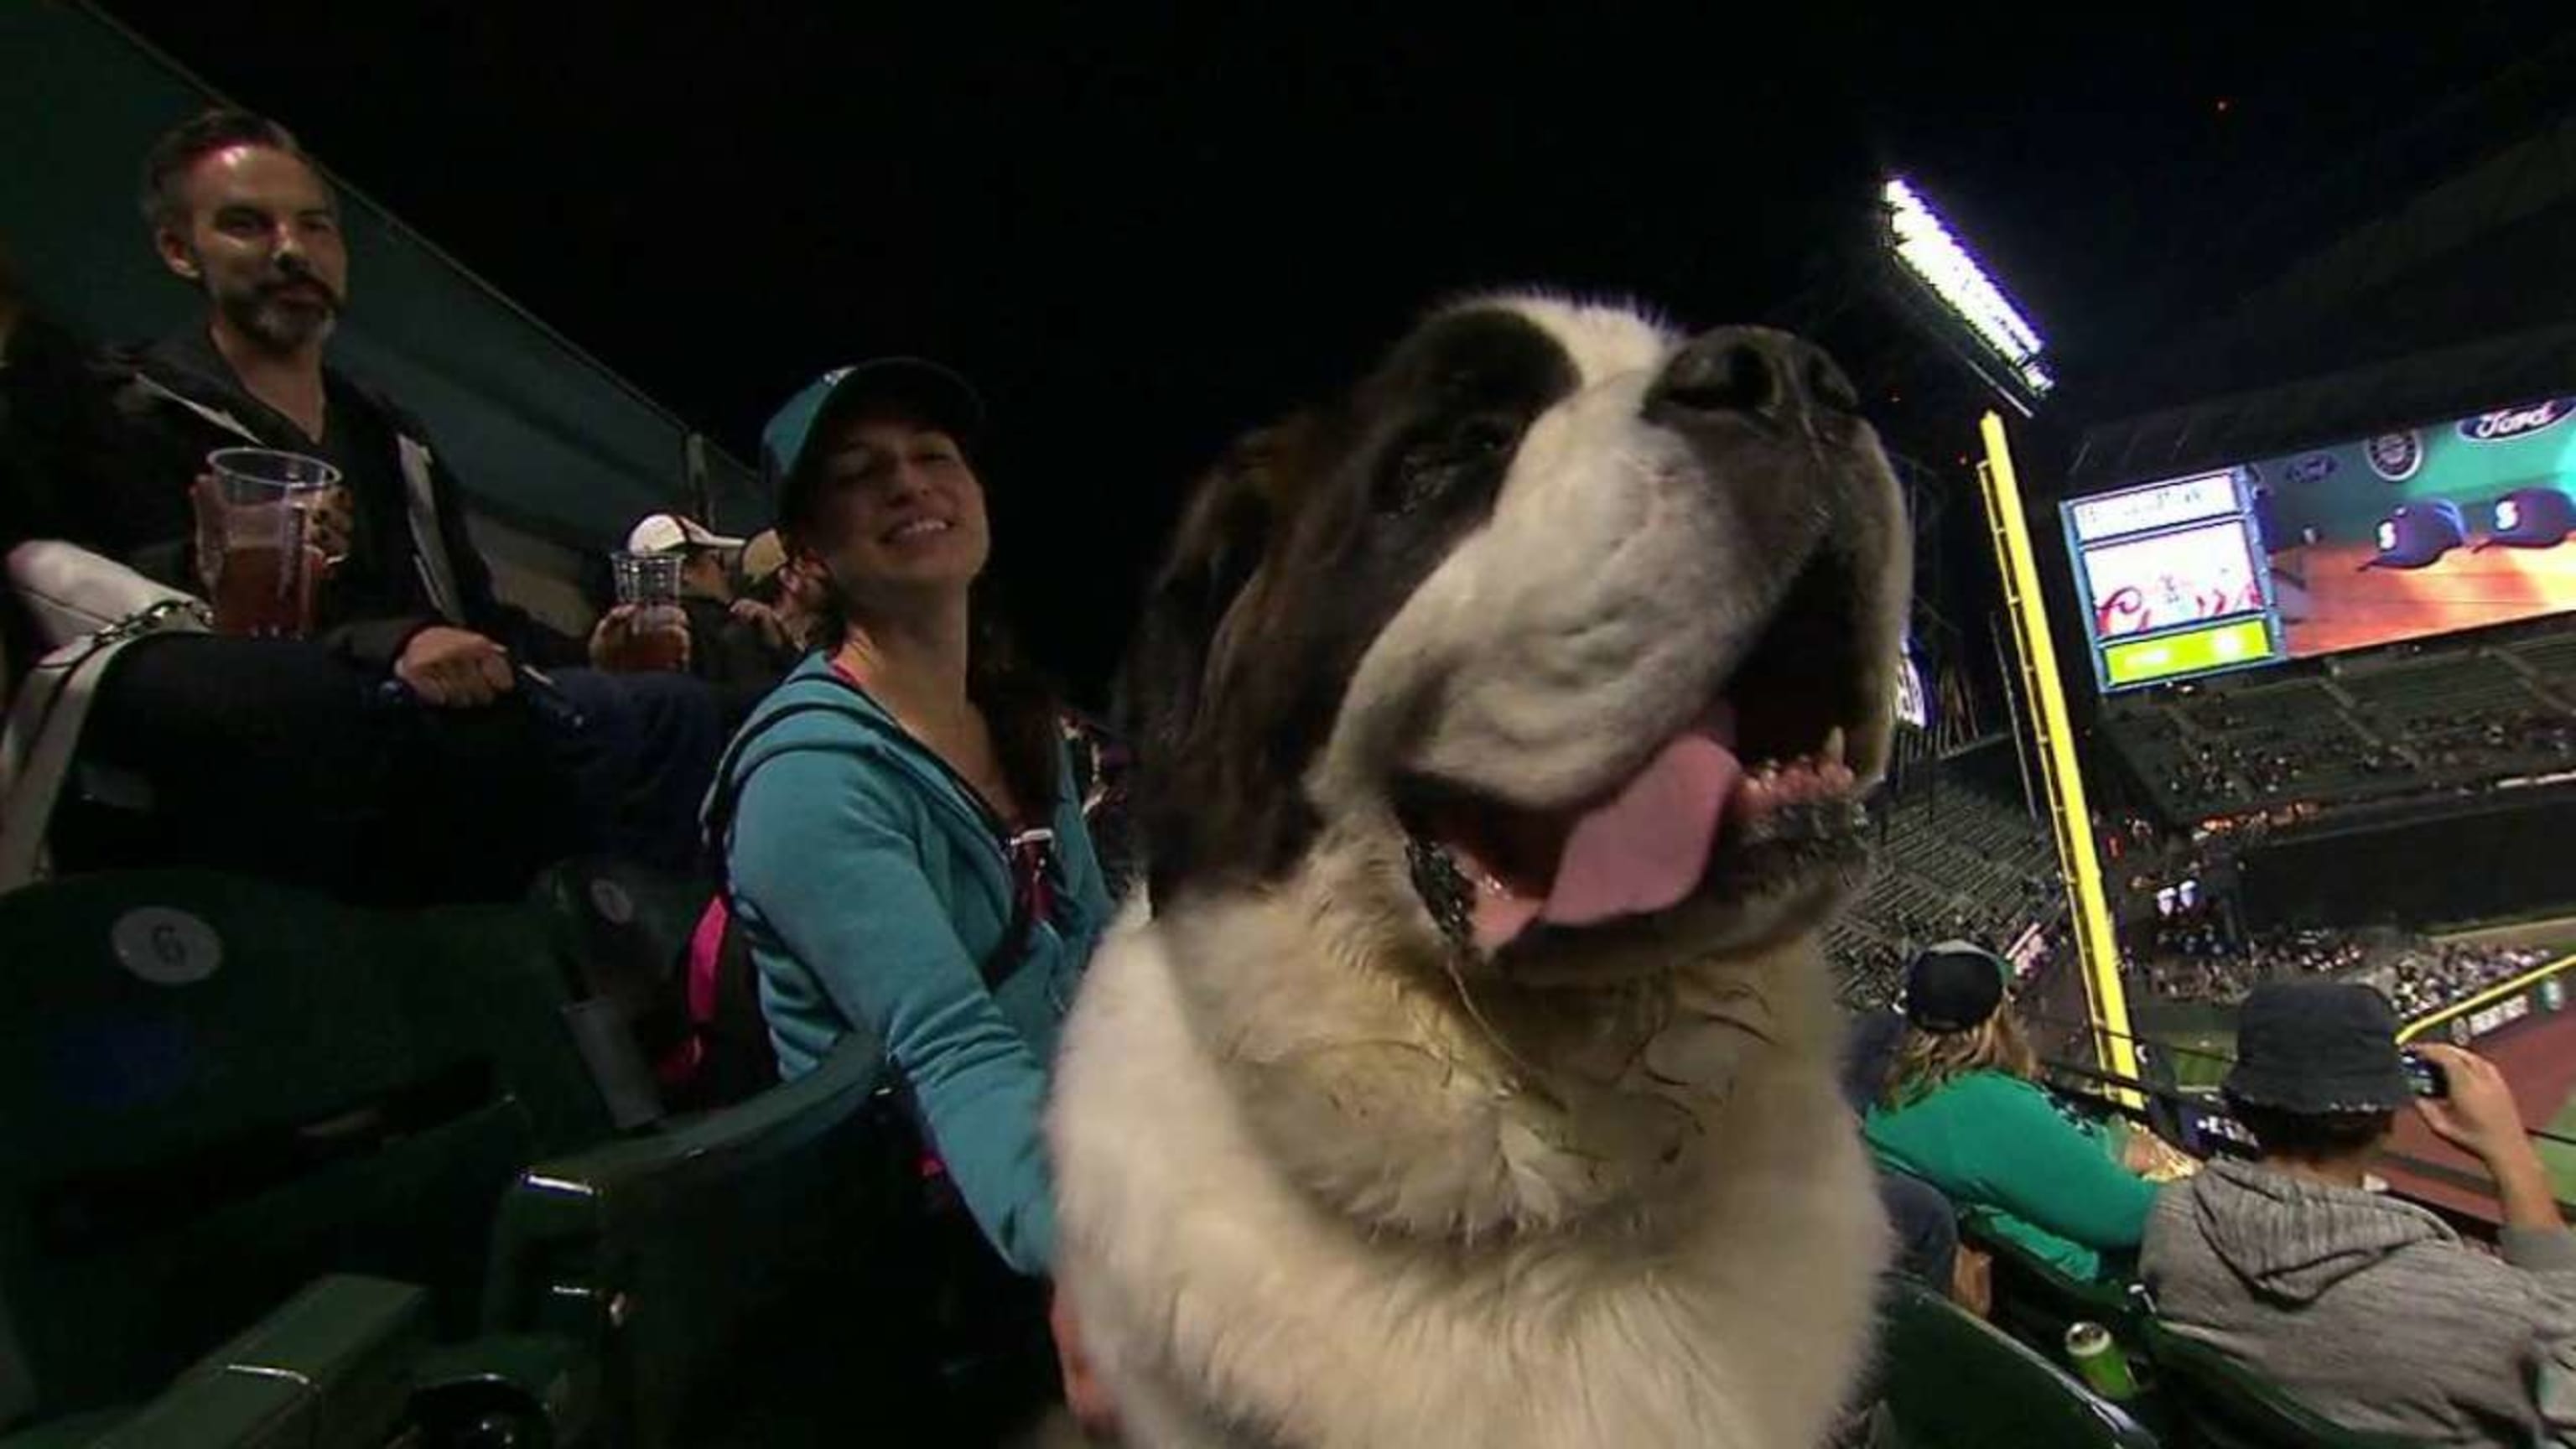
[603,552,691,673]
[199,448,341,638]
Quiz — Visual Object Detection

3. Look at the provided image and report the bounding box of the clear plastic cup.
[610,551,689,672]
[199,448,342,638]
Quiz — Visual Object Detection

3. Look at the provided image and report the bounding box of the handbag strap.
[0,600,210,891]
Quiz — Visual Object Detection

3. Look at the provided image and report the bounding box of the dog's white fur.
[1050,298,1898,1447]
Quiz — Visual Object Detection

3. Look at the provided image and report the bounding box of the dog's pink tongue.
[1537,732,1743,932]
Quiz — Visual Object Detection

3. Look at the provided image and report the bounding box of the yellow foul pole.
[1976,413,2142,1103]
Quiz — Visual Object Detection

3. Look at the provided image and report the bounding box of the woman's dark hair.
[783,439,1061,818]
[958,578,1064,818]
[2226,1099,2395,1162]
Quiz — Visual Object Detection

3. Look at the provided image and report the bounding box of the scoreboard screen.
[2063,470,2280,690]
[2063,394,2576,691]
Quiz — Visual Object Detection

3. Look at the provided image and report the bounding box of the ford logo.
[2284,454,2337,486]
[2459,399,2574,444]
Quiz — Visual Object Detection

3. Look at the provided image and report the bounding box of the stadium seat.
[1877,1276,2161,1449]
[1961,1218,2148,1369]
[0,870,615,1431]
[2142,1320,2412,1449]
[527,855,716,1129]
[0,1274,579,1449]
[480,1035,933,1448]
[88,1275,428,1449]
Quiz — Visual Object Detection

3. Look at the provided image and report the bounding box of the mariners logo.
[2366,429,2423,482]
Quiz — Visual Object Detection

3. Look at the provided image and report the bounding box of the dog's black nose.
[1644,327,1857,429]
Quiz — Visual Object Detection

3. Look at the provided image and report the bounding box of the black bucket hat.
[2224,981,2413,1114]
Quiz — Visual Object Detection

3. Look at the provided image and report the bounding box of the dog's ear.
[1116,421,1296,768]
[1115,420,1308,906]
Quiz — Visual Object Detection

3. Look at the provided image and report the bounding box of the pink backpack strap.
[654,893,733,1088]
[688,894,731,1023]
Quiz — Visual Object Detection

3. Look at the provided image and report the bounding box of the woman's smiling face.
[804,411,993,607]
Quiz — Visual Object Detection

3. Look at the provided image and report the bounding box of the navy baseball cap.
[761,357,986,531]
[1902,941,2011,1035]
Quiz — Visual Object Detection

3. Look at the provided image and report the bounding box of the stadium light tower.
[1882,177,2056,415]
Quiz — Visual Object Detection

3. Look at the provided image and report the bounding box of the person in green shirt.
[1862,942,2163,1281]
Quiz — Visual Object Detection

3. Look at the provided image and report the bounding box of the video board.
[2063,395,2576,691]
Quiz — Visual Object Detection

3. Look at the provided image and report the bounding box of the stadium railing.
[2028,1015,2576,1225]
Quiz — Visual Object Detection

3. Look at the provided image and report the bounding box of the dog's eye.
[1383,413,1522,517]
[1457,414,1518,458]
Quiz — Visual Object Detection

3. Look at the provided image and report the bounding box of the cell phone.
[513,665,589,734]
[2401,1049,2449,1100]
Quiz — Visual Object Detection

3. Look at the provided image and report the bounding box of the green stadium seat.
[0,870,616,1432]
[1963,1218,2148,1368]
[481,1035,929,1448]
[526,856,715,1129]
[528,856,708,1019]
[2142,1320,2413,1449]
[405,1331,600,1447]
[0,1275,571,1449]
[0,1413,129,1449]
[1878,1277,2161,1449]
[94,1275,427,1449]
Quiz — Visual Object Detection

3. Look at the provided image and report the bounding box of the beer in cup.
[610,551,689,672]
[198,448,341,638]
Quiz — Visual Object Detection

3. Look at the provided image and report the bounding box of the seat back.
[2142,1322,2413,1449]
[484,1036,924,1449]
[1878,1277,2162,1449]
[527,854,705,1060]
[0,871,610,1426]
[1966,1218,2144,1364]
[525,855,719,1128]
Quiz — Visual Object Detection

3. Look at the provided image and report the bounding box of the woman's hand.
[730,596,795,651]
[1051,1288,1120,1441]
[2121,1126,2199,1182]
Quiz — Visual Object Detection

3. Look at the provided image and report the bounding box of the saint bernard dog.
[1047,293,1910,1448]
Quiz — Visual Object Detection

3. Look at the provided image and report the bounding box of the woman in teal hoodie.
[719,359,1113,1280]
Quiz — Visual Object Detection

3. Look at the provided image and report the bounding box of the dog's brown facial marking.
[1124,308,1580,906]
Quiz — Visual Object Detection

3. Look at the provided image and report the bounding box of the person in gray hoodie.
[2143,981,2576,1446]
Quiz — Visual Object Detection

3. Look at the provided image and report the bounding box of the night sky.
[97,1,2576,696]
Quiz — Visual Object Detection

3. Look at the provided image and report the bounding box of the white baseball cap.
[625,513,745,555]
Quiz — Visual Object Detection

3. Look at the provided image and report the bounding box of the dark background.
[94,0,2576,699]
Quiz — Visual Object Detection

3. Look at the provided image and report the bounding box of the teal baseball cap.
[760,356,986,530]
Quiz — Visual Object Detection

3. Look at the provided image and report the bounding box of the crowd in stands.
[2126,912,2551,1023]
[2130,926,2368,1005]
[0,108,1140,1436]
[2106,640,2576,826]
[2099,797,2565,1024]
[2388,941,2556,1020]
[1846,941,2576,1445]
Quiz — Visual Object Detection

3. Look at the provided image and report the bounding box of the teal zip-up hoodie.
[721,654,1113,1276]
